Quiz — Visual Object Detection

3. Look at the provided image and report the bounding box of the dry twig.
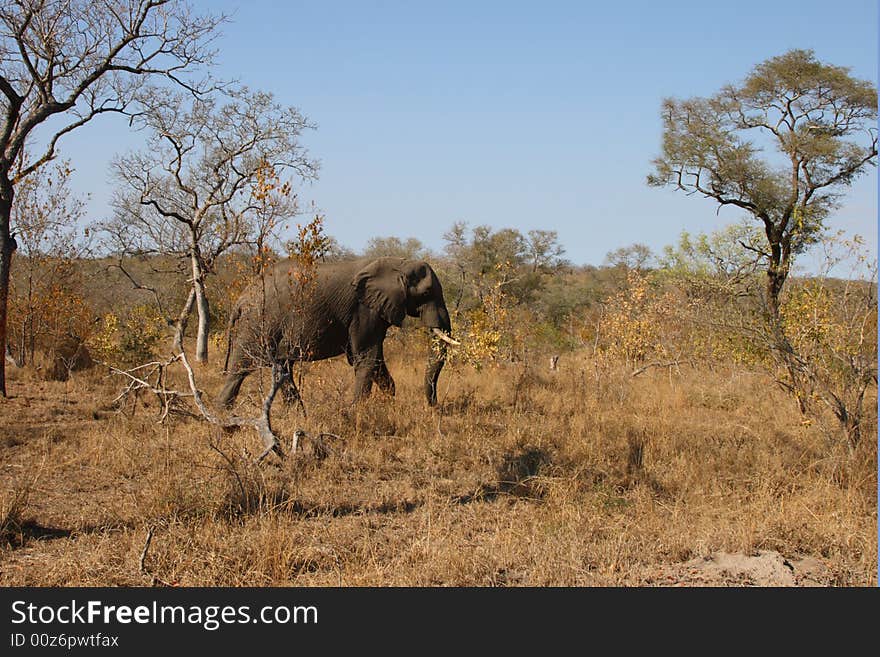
[138,525,173,587]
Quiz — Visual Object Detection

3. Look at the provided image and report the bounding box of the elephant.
[216,256,459,410]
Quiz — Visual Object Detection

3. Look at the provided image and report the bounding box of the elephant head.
[352,257,458,405]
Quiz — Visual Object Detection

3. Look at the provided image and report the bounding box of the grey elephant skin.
[217,257,456,409]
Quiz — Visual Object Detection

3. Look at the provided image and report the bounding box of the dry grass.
[0,343,876,586]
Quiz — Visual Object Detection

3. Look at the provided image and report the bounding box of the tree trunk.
[765,268,786,320]
[765,242,785,321]
[0,190,17,397]
[171,286,196,354]
[190,250,210,363]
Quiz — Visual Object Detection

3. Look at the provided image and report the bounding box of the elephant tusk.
[431,328,461,346]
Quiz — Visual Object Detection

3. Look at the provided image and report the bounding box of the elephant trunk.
[424,339,447,406]
[421,299,454,406]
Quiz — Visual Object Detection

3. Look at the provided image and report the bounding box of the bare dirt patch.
[632,550,833,586]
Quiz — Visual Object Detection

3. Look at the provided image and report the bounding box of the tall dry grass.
[0,342,876,586]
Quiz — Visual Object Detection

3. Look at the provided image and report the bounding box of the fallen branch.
[178,350,286,462]
[106,349,336,464]
[292,429,344,460]
[99,357,196,420]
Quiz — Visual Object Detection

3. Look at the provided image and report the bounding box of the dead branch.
[292,429,344,460]
[138,525,154,576]
[138,525,173,587]
[99,357,196,420]
[105,346,337,464]
[108,258,170,321]
[207,436,247,500]
[177,350,285,462]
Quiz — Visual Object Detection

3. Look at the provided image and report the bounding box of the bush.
[89,306,167,365]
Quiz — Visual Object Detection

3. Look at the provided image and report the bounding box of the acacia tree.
[648,49,877,319]
[0,0,223,396]
[109,88,316,362]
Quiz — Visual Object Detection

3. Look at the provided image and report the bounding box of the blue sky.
[55,0,878,268]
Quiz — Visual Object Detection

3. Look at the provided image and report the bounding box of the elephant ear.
[352,259,407,326]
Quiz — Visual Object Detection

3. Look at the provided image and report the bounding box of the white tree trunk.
[190,250,210,363]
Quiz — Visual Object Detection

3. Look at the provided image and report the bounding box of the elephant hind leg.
[280,361,307,416]
[217,369,250,409]
[351,361,374,403]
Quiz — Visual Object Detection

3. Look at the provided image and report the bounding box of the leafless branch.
[107,257,168,319]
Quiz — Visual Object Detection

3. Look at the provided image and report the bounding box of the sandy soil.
[630,550,832,586]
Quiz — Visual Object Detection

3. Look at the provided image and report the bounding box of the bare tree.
[106,215,340,463]
[0,0,224,397]
[109,87,317,362]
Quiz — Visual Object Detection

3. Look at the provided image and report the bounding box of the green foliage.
[649,49,877,315]
[440,221,567,310]
[660,222,764,278]
[649,50,877,242]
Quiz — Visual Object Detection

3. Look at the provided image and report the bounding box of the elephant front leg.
[348,316,389,404]
[351,345,383,403]
[425,341,447,407]
[352,361,374,403]
[372,340,394,396]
